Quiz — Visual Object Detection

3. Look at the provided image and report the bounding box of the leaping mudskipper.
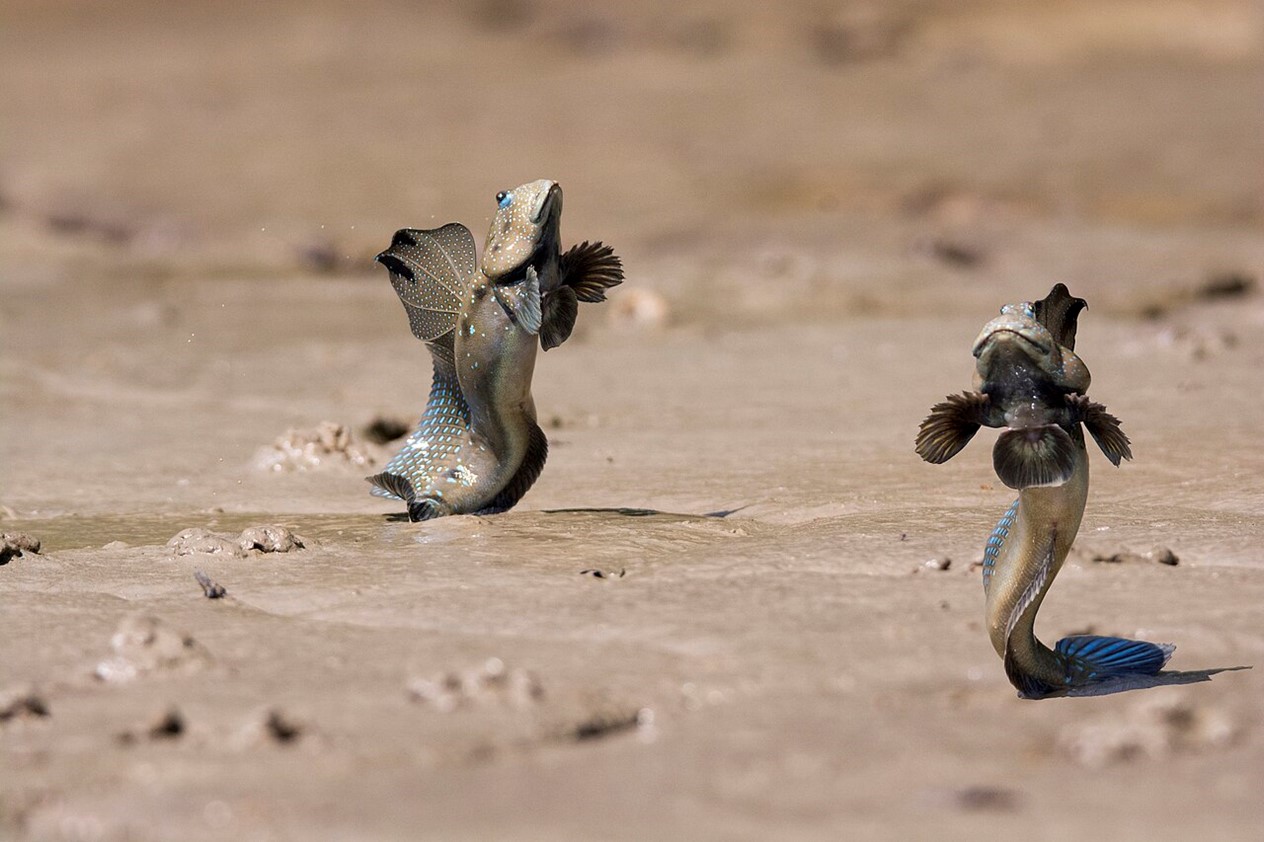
[368,180,623,520]
[917,284,1173,698]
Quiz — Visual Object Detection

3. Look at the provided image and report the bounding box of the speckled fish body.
[917,285,1171,698]
[368,180,623,520]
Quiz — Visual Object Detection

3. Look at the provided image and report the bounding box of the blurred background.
[2,0,1260,321]
[1,0,1262,509]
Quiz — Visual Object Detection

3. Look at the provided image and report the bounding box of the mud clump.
[1091,546,1180,566]
[254,421,376,472]
[0,532,41,564]
[167,525,306,558]
[233,708,310,749]
[1059,691,1238,768]
[118,707,187,745]
[407,658,543,713]
[94,615,212,684]
[0,685,50,724]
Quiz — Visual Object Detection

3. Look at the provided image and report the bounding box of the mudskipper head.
[972,301,1090,394]
[482,179,562,282]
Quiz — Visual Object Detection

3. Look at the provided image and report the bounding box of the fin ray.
[915,391,989,463]
[1055,635,1174,684]
[376,223,477,342]
[1066,394,1132,465]
[992,424,1076,489]
[560,241,624,303]
[540,286,579,351]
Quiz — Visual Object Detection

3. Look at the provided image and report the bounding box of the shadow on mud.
[1063,665,1253,698]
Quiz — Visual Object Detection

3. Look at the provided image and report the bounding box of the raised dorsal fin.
[375,223,477,343]
[1033,283,1087,351]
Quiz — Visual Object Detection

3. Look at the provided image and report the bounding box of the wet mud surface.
[2,1,1263,839]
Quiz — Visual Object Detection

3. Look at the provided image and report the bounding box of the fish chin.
[530,182,561,223]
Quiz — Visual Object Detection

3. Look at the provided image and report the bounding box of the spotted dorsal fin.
[1033,283,1088,351]
[375,223,477,343]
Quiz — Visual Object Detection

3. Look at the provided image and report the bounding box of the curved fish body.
[917,284,1172,698]
[367,180,623,520]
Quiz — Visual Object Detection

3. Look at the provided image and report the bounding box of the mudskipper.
[917,284,1173,698]
[368,180,623,521]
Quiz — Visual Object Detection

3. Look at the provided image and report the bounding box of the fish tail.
[1054,635,1175,685]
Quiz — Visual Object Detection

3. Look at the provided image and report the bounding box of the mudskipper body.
[916,284,1173,698]
[368,180,624,521]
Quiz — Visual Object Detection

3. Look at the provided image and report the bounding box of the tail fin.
[1055,635,1175,685]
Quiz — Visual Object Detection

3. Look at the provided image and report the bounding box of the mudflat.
[2,2,1262,839]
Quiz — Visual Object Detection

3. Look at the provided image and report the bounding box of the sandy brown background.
[2,1,1263,839]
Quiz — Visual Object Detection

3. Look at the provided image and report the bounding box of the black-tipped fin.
[540,285,578,351]
[992,424,1077,489]
[916,391,989,464]
[1066,394,1132,465]
[560,241,624,303]
[1033,283,1088,351]
[374,224,476,343]
[366,471,415,502]
[365,471,446,521]
[476,420,549,515]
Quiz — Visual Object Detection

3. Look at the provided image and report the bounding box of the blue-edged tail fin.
[1055,635,1175,685]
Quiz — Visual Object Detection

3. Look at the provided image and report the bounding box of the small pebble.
[0,532,41,564]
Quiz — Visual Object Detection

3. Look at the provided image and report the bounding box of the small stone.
[95,615,211,683]
[194,570,227,599]
[607,288,669,330]
[0,532,41,564]
[0,685,49,723]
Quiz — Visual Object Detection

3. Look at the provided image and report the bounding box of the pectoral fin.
[539,241,624,350]
[915,391,989,463]
[992,424,1076,489]
[1065,393,1132,466]
[540,285,579,351]
[560,241,624,303]
[493,265,543,335]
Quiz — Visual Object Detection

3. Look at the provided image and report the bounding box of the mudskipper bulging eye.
[496,191,513,209]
